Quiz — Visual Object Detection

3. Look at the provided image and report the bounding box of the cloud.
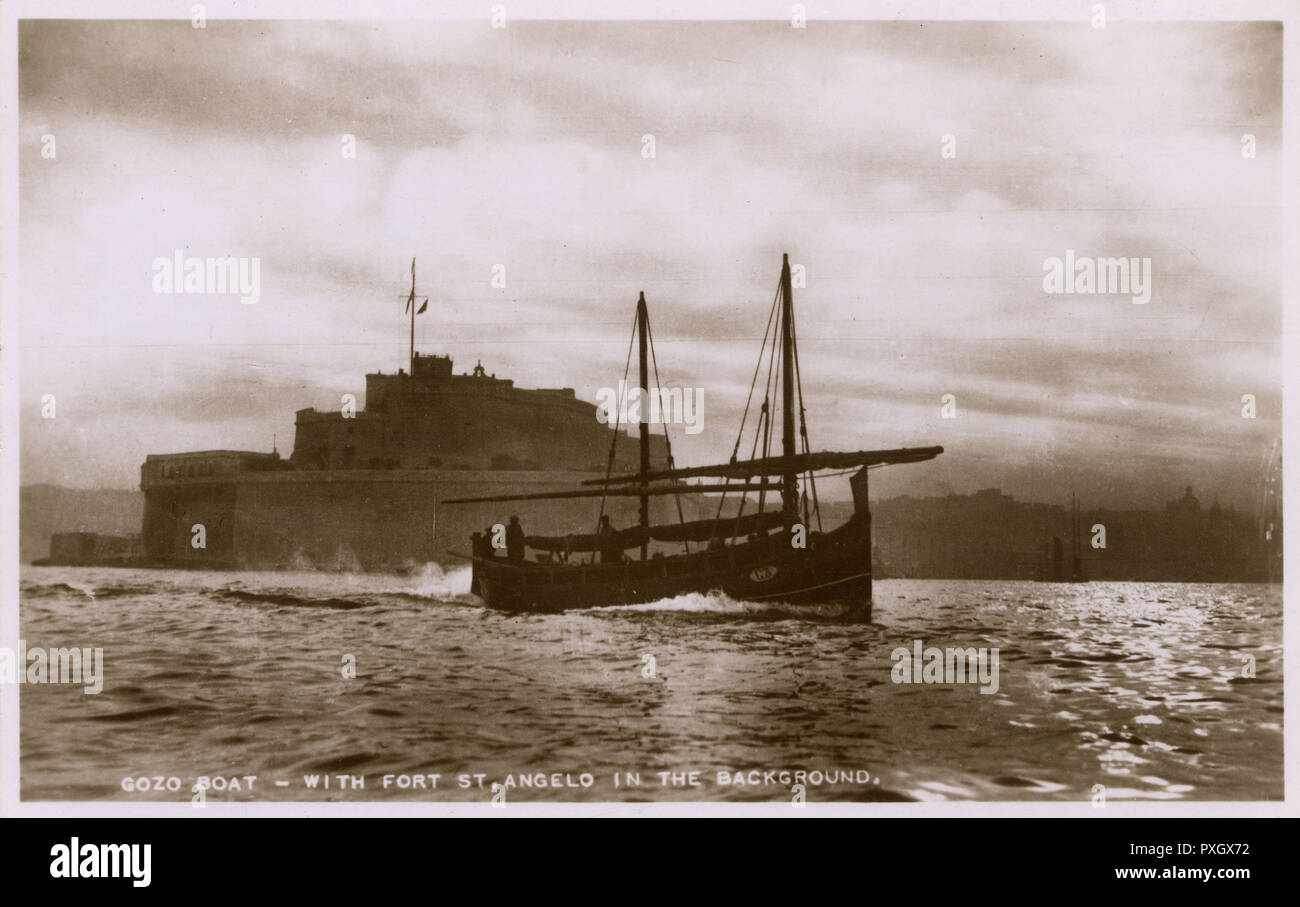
[17,20,1282,509]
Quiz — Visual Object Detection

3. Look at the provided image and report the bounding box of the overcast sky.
[18,19,1282,509]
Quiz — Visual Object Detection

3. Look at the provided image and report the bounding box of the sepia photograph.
[0,0,1295,856]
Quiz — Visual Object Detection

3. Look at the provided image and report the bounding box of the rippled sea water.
[17,566,1283,803]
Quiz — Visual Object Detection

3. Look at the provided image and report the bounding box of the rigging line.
[713,397,765,536]
[754,324,780,518]
[591,306,641,563]
[757,282,783,518]
[788,286,822,533]
[715,323,775,538]
[712,275,783,532]
[731,279,783,462]
[728,396,769,542]
[644,308,691,553]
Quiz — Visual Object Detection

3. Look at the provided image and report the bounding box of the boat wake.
[587,588,867,621]
[404,563,474,600]
[212,564,479,610]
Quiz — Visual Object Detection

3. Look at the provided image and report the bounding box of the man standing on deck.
[597,515,621,565]
[505,515,526,561]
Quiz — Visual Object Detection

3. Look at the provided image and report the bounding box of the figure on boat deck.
[596,515,622,564]
[505,515,525,561]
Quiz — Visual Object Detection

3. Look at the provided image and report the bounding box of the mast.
[637,291,650,561]
[780,253,797,522]
[409,258,416,376]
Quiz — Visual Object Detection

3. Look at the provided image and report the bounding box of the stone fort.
[138,353,677,570]
[290,352,664,473]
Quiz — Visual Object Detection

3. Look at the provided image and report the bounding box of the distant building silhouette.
[1166,485,1201,515]
[869,486,1274,582]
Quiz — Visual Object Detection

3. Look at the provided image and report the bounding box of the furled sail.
[441,482,773,505]
[580,446,944,486]
[525,526,648,553]
[648,510,785,543]
[524,511,785,552]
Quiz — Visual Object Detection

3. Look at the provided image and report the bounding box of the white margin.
[1,0,1296,819]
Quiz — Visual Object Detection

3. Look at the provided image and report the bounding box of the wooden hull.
[470,513,873,616]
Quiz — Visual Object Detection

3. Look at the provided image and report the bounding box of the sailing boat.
[442,254,943,614]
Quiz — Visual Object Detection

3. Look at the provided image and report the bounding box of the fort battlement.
[291,353,664,472]
[142,450,285,483]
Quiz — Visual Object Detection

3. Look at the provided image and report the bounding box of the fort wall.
[142,467,704,571]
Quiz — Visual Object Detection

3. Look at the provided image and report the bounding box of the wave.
[20,581,93,598]
[215,588,378,610]
[21,580,181,600]
[83,583,162,599]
